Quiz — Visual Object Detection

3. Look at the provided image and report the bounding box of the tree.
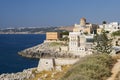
[112,30,120,36]
[60,31,69,35]
[93,30,112,54]
[83,32,88,35]
[102,21,107,24]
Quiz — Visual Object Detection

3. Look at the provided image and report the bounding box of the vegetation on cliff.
[112,30,120,36]
[60,53,116,80]
[29,65,71,80]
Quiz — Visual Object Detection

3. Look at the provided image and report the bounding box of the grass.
[60,53,116,80]
[28,53,117,80]
[49,42,63,46]
[112,30,120,36]
[29,65,71,80]
[49,42,68,47]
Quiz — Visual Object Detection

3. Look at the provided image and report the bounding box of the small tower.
[80,18,86,26]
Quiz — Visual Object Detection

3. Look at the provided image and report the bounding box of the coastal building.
[69,18,94,57]
[99,22,120,33]
[46,32,60,41]
[73,18,98,34]
[69,32,85,56]
[69,32,93,57]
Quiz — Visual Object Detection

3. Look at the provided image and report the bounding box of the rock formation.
[18,42,76,59]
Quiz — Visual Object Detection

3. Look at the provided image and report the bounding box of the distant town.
[0,26,73,34]
[1,18,120,35]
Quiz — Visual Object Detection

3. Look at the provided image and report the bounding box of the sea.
[0,34,46,74]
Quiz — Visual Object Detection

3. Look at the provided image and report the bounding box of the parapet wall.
[55,58,79,66]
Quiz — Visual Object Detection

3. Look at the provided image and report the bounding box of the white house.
[69,32,93,57]
[69,32,85,53]
[99,22,120,33]
[68,18,95,57]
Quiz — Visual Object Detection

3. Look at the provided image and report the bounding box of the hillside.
[60,53,116,80]
[24,53,117,80]
[0,26,73,34]
[55,26,74,32]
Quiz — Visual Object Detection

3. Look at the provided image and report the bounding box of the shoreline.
[0,34,45,79]
[0,40,81,79]
[0,68,36,80]
[0,33,46,34]
[18,42,77,59]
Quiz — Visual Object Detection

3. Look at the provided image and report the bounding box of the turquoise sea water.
[0,34,45,74]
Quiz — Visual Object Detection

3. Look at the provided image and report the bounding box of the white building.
[99,22,120,33]
[68,18,95,57]
[69,32,85,53]
[69,32,93,57]
[73,18,98,34]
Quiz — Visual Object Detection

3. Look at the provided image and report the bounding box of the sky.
[0,0,120,28]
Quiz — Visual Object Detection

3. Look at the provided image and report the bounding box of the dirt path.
[107,59,120,80]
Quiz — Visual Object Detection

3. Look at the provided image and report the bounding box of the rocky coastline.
[18,42,75,59]
[0,68,36,80]
[0,42,74,80]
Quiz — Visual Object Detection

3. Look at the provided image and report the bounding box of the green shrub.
[60,54,116,80]
[60,31,69,35]
[112,30,120,36]
[49,42,62,46]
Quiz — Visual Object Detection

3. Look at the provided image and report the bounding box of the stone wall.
[60,46,69,52]
[55,58,79,66]
[37,58,79,72]
[37,58,55,72]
